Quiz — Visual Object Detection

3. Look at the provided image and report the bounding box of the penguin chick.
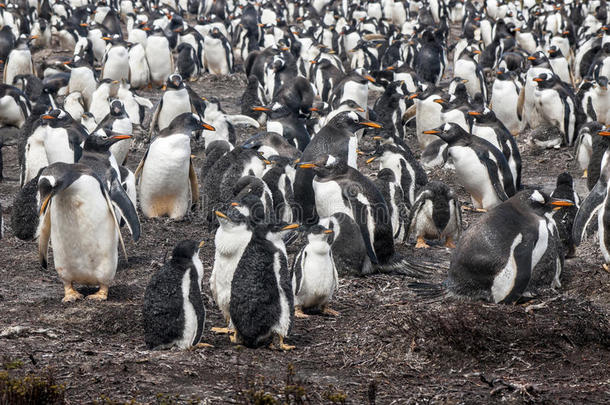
[11,172,41,240]
[292,225,338,318]
[143,240,207,350]
[229,221,297,350]
[407,181,462,249]
[551,173,580,258]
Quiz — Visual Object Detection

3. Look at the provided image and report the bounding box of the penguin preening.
[143,240,208,350]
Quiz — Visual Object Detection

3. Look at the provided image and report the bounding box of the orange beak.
[111,135,132,140]
[599,131,610,136]
[468,111,481,116]
[527,56,536,60]
[364,75,376,83]
[252,106,270,111]
[201,123,216,131]
[360,121,382,128]
[533,78,544,82]
[423,130,440,134]
[433,98,444,104]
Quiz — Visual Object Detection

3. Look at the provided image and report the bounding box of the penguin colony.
[0,0,607,351]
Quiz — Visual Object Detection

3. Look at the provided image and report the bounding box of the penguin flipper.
[148,99,162,138]
[224,114,260,128]
[498,235,535,304]
[402,104,416,125]
[37,203,52,270]
[480,153,509,201]
[573,180,607,246]
[189,158,200,208]
[133,94,153,109]
[516,85,525,121]
[134,147,150,181]
[406,190,430,240]
[109,177,141,242]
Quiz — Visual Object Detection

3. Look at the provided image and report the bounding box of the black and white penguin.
[262,156,297,223]
[373,168,407,242]
[453,47,487,100]
[128,42,150,90]
[490,68,522,136]
[200,97,260,148]
[407,181,462,249]
[414,29,445,86]
[301,155,395,267]
[547,45,573,86]
[37,162,140,302]
[230,221,296,350]
[204,27,234,75]
[254,102,310,151]
[3,34,34,87]
[41,109,88,165]
[146,28,174,87]
[328,70,373,112]
[136,113,214,219]
[0,84,31,128]
[143,240,207,350]
[318,212,373,277]
[586,126,610,190]
[423,122,515,210]
[94,99,133,165]
[101,35,130,83]
[89,79,119,123]
[575,122,604,178]
[148,74,194,137]
[292,224,338,318]
[241,75,267,124]
[410,190,568,303]
[176,43,201,81]
[551,173,580,258]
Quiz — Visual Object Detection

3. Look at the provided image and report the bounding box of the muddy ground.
[0,50,609,404]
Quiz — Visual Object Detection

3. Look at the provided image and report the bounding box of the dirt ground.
[0,52,609,404]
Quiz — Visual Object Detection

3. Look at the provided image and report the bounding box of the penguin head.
[547,45,563,59]
[376,168,397,183]
[166,73,184,90]
[423,122,468,144]
[468,107,495,123]
[305,224,334,244]
[84,131,132,153]
[299,154,347,178]
[555,172,574,189]
[532,73,555,89]
[527,51,550,67]
[165,112,215,135]
[109,99,126,117]
[597,76,609,91]
[169,240,204,270]
[326,111,381,133]
[521,189,575,215]
[41,109,71,127]
[37,163,83,216]
[215,202,252,230]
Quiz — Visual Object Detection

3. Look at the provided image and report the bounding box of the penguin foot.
[294,307,309,318]
[194,342,214,349]
[322,307,339,317]
[211,327,232,334]
[415,237,430,249]
[583,169,588,178]
[603,263,610,273]
[229,331,238,344]
[270,335,294,351]
[444,238,456,248]
[86,285,109,301]
[62,285,84,303]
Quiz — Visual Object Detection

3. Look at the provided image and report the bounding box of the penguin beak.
[360,121,382,128]
[408,93,419,99]
[142,27,151,31]
[599,131,610,136]
[299,162,316,169]
[30,35,39,39]
[102,37,112,41]
[309,107,318,112]
[549,199,574,210]
[309,60,317,64]
[472,50,481,54]
[372,136,383,140]
[231,202,239,207]
[42,115,55,120]
[468,111,482,116]
[533,78,544,82]
[39,194,52,216]
[385,66,395,71]
[282,223,300,230]
[527,56,536,60]
[356,107,365,112]
[461,79,469,83]
[214,210,228,219]
[366,156,376,164]
[496,71,503,75]
[364,75,376,83]
[111,135,132,140]
[201,122,215,131]
[79,23,88,27]
[252,106,270,111]
[423,130,440,134]
[433,98,444,104]
[199,240,205,248]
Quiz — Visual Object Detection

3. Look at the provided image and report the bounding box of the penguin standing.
[136,113,214,219]
[94,99,133,165]
[143,240,208,350]
[490,68,522,136]
[176,42,200,81]
[407,181,461,248]
[101,35,130,83]
[575,122,604,178]
[148,74,194,136]
[146,28,174,87]
[4,34,34,87]
[423,123,515,210]
[230,221,297,350]
[373,168,408,242]
[37,162,140,302]
[128,42,150,89]
[292,225,338,318]
[453,47,487,100]
[0,84,32,128]
[414,29,445,85]
[551,173,579,258]
[411,190,568,303]
[204,28,234,75]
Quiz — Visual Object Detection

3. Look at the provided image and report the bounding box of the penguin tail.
[407,282,447,301]
[374,255,435,278]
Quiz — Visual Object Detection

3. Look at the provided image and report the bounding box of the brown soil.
[0,52,609,404]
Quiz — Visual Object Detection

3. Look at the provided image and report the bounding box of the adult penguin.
[176,42,200,81]
[136,113,214,219]
[373,168,408,242]
[253,103,310,151]
[300,154,396,267]
[423,122,515,210]
[453,46,487,100]
[469,108,522,190]
[41,109,88,166]
[0,25,15,64]
[37,162,140,302]
[410,189,569,303]
[262,156,298,223]
[586,125,610,189]
[0,84,32,128]
[148,74,194,137]
[101,35,130,83]
[146,27,174,87]
[519,50,554,131]
[204,27,234,75]
[328,70,374,112]
[414,29,445,86]
[551,172,580,258]
[230,221,297,350]
[575,122,604,178]
[143,240,207,350]
[490,68,522,136]
[293,111,381,225]
[3,34,35,87]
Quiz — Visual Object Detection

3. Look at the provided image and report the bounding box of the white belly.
[158,89,191,131]
[5,50,32,85]
[313,179,352,218]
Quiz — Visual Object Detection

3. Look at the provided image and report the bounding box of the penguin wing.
[573,180,607,246]
[133,94,154,109]
[189,157,200,208]
[37,202,52,270]
[292,248,305,295]
[402,104,417,125]
[406,190,431,238]
[134,146,150,181]
[109,175,141,241]
[479,152,509,201]
[224,114,260,128]
[148,98,163,138]
[516,85,525,121]
[188,266,205,346]
[498,232,536,304]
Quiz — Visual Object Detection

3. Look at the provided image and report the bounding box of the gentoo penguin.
[143,240,208,350]
[89,79,119,123]
[454,47,487,100]
[423,123,515,210]
[136,113,214,219]
[11,172,41,240]
[37,162,140,302]
[94,99,133,165]
[117,81,153,127]
[146,28,174,87]
[4,34,34,87]
[292,225,338,318]
[204,28,233,75]
[547,45,573,86]
[293,111,381,224]
[373,168,408,242]
[551,173,580,258]
[230,221,296,350]
[176,43,200,81]
[409,86,445,148]
[41,109,88,165]
[490,68,523,136]
[209,203,253,337]
[414,29,445,85]
[254,103,310,151]
[328,70,373,111]
[586,126,610,190]
[148,74,193,136]
[128,42,150,90]
[261,156,297,223]
[241,75,266,124]
[301,155,396,267]
[318,212,373,277]
[575,122,604,179]
[410,190,568,303]
[469,108,522,190]
[520,50,554,131]
[407,181,462,248]
[101,35,130,83]
[200,97,260,148]
[63,92,85,121]
[0,84,32,128]
[531,73,580,146]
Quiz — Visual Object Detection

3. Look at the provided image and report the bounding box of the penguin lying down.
[408,190,574,304]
